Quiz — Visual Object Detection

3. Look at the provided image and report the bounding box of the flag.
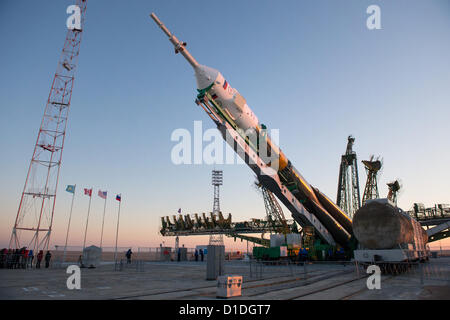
[178,208,181,213]
[66,185,75,194]
[84,188,92,197]
[116,194,121,202]
[98,190,107,199]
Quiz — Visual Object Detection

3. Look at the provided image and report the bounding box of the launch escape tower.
[336,136,361,219]
[10,0,87,252]
[209,170,224,245]
[387,180,401,206]
[361,156,382,206]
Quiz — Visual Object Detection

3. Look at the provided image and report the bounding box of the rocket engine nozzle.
[150,13,199,68]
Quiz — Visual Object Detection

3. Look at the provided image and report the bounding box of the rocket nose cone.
[194,65,219,90]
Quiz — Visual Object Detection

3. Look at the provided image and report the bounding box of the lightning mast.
[209,170,224,245]
[10,0,87,252]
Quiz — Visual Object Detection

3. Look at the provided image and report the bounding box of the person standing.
[125,249,132,264]
[28,249,34,269]
[194,249,199,262]
[14,249,20,269]
[17,248,22,268]
[6,249,13,269]
[297,248,303,262]
[0,249,5,268]
[44,251,52,268]
[22,249,29,269]
[36,250,43,269]
[199,248,204,262]
[78,255,84,268]
[304,248,309,262]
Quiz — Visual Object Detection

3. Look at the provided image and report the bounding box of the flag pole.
[63,185,76,264]
[114,195,121,262]
[83,190,92,250]
[99,192,107,249]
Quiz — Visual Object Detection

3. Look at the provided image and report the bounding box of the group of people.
[194,248,204,262]
[0,248,52,269]
[297,248,309,262]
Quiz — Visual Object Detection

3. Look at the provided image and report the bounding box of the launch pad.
[1,258,449,300]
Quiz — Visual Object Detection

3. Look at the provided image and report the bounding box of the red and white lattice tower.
[10,0,87,252]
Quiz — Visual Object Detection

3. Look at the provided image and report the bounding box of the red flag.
[84,188,92,197]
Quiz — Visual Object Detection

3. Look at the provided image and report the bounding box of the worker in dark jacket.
[44,251,52,268]
[14,249,21,269]
[0,248,5,268]
[297,248,304,262]
[125,249,132,264]
[6,249,13,269]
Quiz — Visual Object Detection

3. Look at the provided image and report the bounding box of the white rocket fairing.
[197,67,260,131]
[150,13,259,132]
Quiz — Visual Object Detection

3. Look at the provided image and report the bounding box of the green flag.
[66,185,75,194]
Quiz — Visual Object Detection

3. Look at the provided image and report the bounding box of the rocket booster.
[151,13,353,246]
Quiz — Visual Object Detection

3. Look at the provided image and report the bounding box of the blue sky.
[0,0,449,249]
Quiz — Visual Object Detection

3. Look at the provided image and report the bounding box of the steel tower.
[212,170,223,213]
[10,0,87,252]
[336,136,361,219]
[209,170,224,245]
[256,182,289,235]
[361,156,382,206]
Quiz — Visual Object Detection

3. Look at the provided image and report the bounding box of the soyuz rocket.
[150,13,353,247]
